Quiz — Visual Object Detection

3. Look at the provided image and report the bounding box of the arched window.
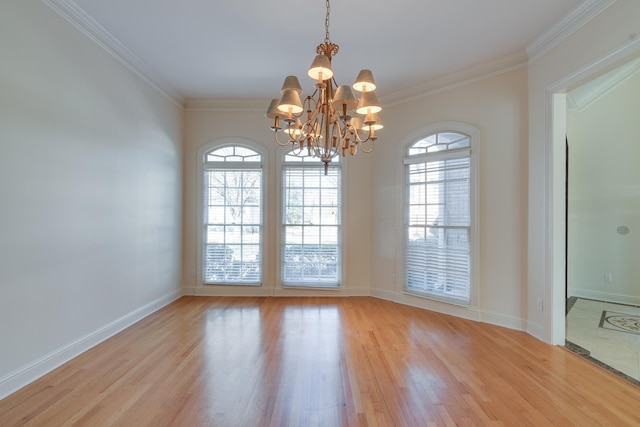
[281,150,341,287]
[404,130,476,305]
[202,145,263,285]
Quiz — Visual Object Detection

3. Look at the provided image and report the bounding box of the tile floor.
[566,297,640,384]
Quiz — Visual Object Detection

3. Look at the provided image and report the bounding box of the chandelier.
[266,0,382,174]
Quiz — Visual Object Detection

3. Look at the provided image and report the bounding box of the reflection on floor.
[566,297,640,386]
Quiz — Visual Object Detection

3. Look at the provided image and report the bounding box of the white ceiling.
[64,0,586,102]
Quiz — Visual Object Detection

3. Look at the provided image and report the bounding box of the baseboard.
[0,289,182,400]
[479,310,529,332]
[272,287,371,297]
[184,286,273,297]
[570,289,640,306]
[526,321,546,342]
[371,287,529,333]
[183,286,371,297]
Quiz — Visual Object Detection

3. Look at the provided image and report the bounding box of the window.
[203,145,262,284]
[404,131,474,305]
[281,151,341,287]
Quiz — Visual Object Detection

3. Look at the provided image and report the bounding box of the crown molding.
[42,0,185,108]
[183,98,269,112]
[567,56,640,112]
[381,50,529,107]
[527,0,617,64]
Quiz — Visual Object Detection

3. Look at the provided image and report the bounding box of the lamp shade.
[308,54,334,81]
[350,117,363,131]
[278,89,304,115]
[265,98,282,119]
[352,69,376,92]
[281,76,303,94]
[333,85,358,112]
[355,91,382,115]
[364,113,383,130]
[284,118,303,137]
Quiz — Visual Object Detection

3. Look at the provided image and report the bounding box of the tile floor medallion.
[566,297,640,387]
[600,311,640,335]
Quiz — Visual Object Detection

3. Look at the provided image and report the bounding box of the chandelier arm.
[274,130,293,146]
[303,94,318,115]
[359,138,375,153]
[348,125,367,143]
[331,120,345,157]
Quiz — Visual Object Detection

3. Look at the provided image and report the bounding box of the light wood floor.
[2,297,639,426]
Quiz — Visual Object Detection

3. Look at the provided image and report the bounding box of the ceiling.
[62,0,586,103]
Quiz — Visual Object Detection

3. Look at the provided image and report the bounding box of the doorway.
[561,58,640,383]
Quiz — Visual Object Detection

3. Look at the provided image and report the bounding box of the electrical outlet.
[604,272,613,283]
[191,269,197,278]
[536,298,543,311]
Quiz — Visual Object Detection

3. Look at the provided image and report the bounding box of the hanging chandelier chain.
[324,0,331,44]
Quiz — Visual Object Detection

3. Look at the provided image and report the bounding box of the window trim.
[196,138,268,287]
[400,122,479,307]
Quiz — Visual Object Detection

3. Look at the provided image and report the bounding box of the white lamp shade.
[333,85,358,111]
[308,54,334,81]
[350,117,363,131]
[352,69,376,92]
[265,98,282,119]
[281,75,303,94]
[278,89,304,115]
[355,91,382,115]
[285,118,303,136]
[364,113,383,130]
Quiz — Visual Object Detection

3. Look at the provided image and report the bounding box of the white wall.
[369,68,530,330]
[567,70,640,305]
[182,108,372,296]
[528,0,640,343]
[0,0,183,397]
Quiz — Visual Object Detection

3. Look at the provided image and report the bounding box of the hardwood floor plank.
[2,296,640,426]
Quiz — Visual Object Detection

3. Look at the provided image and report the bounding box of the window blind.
[405,151,471,305]
[282,164,341,287]
[203,168,262,284]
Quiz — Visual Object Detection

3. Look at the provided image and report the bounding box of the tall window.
[203,145,262,285]
[282,151,341,287]
[404,131,473,305]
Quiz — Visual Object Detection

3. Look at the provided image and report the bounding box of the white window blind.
[282,153,341,287]
[203,146,262,285]
[404,132,472,305]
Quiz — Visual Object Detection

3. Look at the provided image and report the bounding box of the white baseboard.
[479,310,529,332]
[183,286,371,297]
[526,321,546,342]
[0,289,182,400]
[184,286,273,297]
[570,289,640,306]
[371,287,529,333]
